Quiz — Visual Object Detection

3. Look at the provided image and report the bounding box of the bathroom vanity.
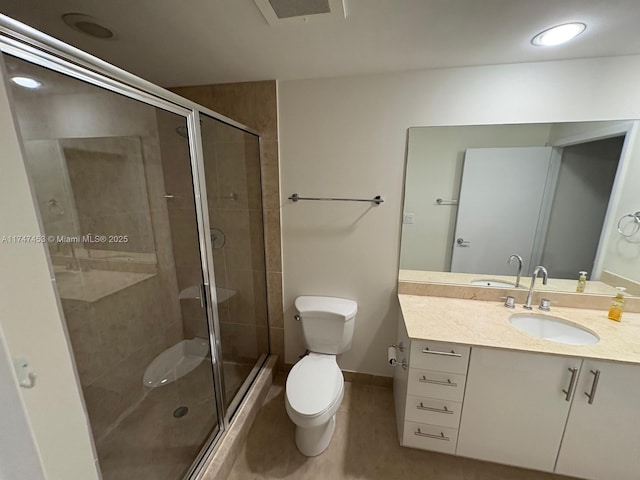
[394,294,640,480]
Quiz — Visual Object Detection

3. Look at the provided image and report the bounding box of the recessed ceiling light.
[10,76,42,89]
[532,23,586,46]
[62,13,114,39]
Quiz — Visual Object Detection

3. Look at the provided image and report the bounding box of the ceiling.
[2,0,640,88]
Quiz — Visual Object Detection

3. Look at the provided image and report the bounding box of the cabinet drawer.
[408,368,466,402]
[410,340,470,373]
[403,421,457,454]
[405,395,462,428]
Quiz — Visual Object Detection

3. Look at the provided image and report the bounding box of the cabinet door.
[457,348,580,472]
[555,360,640,480]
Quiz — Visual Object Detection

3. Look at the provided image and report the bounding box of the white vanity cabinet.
[555,359,640,480]
[394,316,470,455]
[456,347,580,472]
[395,295,640,480]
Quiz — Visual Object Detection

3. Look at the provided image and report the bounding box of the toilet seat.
[286,353,343,418]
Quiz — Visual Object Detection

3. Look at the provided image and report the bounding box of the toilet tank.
[295,296,357,355]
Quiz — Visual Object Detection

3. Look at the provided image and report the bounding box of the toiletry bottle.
[607,287,626,322]
[576,271,587,293]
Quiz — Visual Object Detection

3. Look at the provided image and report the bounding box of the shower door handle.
[198,283,206,309]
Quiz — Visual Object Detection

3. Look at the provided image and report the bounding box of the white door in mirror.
[451,146,555,276]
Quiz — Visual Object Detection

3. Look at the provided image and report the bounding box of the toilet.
[285,296,357,456]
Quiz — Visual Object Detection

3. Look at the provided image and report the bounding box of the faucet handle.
[539,299,551,311]
[503,296,516,308]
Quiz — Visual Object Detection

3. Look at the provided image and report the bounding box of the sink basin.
[471,279,515,287]
[509,313,599,346]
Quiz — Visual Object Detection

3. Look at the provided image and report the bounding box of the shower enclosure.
[0,17,269,480]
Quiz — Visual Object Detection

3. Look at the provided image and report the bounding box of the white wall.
[0,67,100,479]
[279,55,640,376]
[0,328,46,480]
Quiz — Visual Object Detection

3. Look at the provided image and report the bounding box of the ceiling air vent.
[254,0,346,25]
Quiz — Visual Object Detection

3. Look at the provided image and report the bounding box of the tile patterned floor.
[228,376,579,480]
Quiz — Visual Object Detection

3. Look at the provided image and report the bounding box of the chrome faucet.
[507,254,523,288]
[524,266,548,310]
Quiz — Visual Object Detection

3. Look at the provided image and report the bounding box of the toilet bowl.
[285,296,357,456]
[285,353,344,456]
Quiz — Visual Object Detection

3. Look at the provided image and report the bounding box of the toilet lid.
[287,354,343,417]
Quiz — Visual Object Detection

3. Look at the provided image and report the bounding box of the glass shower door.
[199,113,269,415]
[4,54,221,480]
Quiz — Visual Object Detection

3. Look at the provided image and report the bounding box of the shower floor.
[96,360,254,480]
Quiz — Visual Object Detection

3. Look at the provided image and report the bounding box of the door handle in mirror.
[456,237,471,247]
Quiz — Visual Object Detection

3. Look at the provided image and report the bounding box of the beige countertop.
[398,294,640,365]
[399,269,622,295]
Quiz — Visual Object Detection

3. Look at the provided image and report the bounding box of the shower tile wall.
[171,81,284,369]
[61,137,155,254]
[12,87,183,440]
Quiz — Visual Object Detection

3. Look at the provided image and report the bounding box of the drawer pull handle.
[421,348,462,357]
[562,367,579,402]
[415,428,450,441]
[417,402,453,414]
[419,376,457,387]
[585,369,601,405]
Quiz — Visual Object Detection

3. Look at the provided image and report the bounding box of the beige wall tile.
[219,321,259,362]
[256,325,270,358]
[170,85,213,109]
[64,303,105,386]
[216,300,231,325]
[266,272,284,328]
[249,210,266,270]
[269,327,285,370]
[264,209,282,273]
[260,141,280,210]
[218,209,253,272]
[252,270,269,328]
[181,299,209,339]
[226,268,257,325]
[214,141,249,210]
[245,138,263,210]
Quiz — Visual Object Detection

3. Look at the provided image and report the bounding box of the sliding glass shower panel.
[4,54,219,480]
[199,113,269,413]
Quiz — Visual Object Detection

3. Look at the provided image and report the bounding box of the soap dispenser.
[607,287,626,322]
[576,271,588,293]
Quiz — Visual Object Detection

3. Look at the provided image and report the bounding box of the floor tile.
[228,381,579,480]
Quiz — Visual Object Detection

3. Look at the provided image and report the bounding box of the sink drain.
[173,406,189,418]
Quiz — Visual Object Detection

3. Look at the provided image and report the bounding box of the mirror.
[24,136,158,269]
[400,121,640,296]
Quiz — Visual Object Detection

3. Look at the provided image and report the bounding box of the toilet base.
[294,414,336,456]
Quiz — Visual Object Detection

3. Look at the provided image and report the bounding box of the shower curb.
[194,355,277,480]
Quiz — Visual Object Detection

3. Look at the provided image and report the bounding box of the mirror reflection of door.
[451,146,555,276]
[451,138,624,278]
